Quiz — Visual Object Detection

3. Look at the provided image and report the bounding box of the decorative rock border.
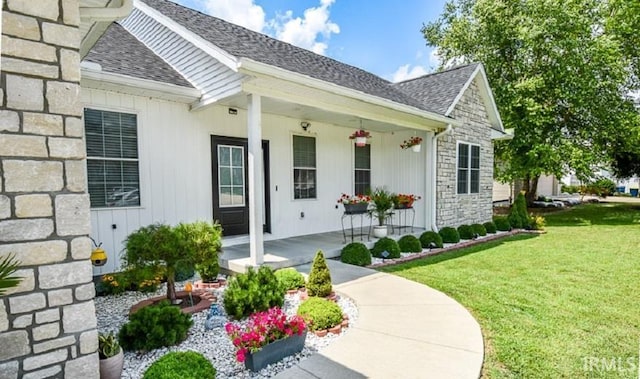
[194,279,227,290]
[312,313,349,337]
[129,290,216,315]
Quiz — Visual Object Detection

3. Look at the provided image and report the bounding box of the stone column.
[0,1,99,378]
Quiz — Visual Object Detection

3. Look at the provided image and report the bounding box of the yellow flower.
[112,281,119,287]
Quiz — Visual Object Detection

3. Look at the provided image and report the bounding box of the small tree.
[307,251,332,297]
[509,193,530,229]
[175,221,223,282]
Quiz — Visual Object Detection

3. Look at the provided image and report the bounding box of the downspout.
[80,0,133,20]
[430,124,453,232]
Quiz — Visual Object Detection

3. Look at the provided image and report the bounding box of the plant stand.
[244,330,307,371]
[391,207,415,233]
[341,208,371,243]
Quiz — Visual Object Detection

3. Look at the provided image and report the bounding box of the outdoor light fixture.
[228,108,238,115]
[300,121,311,131]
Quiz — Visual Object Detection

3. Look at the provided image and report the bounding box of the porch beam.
[247,93,264,266]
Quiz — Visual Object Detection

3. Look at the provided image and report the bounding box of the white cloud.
[269,0,339,55]
[202,0,266,32]
[200,0,339,55]
[391,64,429,83]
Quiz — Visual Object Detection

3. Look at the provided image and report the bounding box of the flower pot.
[373,225,387,238]
[99,349,124,379]
[411,144,421,153]
[343,203,368,214]
[341,319,349,328]
[329,324,342,335]
[244,330,307,371]
[314,329,328,337]
[355,136,367,147]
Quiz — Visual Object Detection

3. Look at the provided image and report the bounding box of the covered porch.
[219,227,427,273]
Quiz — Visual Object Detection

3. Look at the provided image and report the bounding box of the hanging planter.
[400,136,423,152]
[349,129,371,147]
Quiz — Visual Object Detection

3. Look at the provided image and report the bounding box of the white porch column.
[247,94,264,266]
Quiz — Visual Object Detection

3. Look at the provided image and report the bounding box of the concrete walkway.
[274,260,484,379]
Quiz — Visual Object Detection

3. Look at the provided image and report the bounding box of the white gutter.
[80,0,133,20]
[81,66,202,104]
[238,58,462,128]
[430,124,453,231]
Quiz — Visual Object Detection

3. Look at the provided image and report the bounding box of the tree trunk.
[166,275,177,303]
[524,175,540,205]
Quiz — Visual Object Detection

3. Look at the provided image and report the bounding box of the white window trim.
[456,141,481,195]
[352,143,371,195]
[217,144,246,208]
[291,133,317,201]
[84,106,144,210]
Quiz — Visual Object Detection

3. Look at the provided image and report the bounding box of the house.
[80,0,508,274]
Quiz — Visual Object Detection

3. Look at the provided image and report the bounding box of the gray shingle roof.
[392,63,480,115]
[84,23,193,88]
[139,0,431,112]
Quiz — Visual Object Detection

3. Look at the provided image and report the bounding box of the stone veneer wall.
[436,79,494,228]
[0,0,99,378]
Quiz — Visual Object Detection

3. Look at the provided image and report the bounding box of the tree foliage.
[423,0,639,200]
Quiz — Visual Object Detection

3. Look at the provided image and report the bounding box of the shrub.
[119,301,192,351]
[530,214,546,230]
[370,237,401,259]
[223,266,284,320]
[307,251,333,297]
[275,268,306,291]
[97,272,129,296]
[439,227,460,243]
[509,192,530,229]
[176,221,223,282]
[457,224,474,240]
[493,216,512,231]
[483,221,497,234]
[297,297,343,331]
[174,263,195,282]
[419,231,443,248]
[143,351,216,379]
[340,242,371,266]
[397,235,422,253]
[471,223,487,237]
[561,184,580,194]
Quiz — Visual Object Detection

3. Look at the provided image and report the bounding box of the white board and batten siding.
[119,9,244,103]
[83,88,430,275]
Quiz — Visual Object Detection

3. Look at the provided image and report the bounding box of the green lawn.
[379,203,640,378]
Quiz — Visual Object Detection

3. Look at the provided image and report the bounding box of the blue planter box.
[244,330,307,371]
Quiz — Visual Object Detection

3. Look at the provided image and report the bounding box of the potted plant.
[393,193,421,209]
[370,187,394,238]
[99,332,124,379]
[225,307,307,371]
[400,136,423,152]
[336,193,370,214]
[349,129,371,147]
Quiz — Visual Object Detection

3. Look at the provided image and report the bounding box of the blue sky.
[173,0,448,82]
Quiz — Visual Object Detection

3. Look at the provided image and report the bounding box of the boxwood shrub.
[119,301,192,352]
[307,251,333,297]
[340,242,371,266]
[439,227,460,243]
[370,237,401,259]
[457,224,474,240]
[297,297,343,331]
[419,231,443,248]
[471,223,487,237]
[223,266,284,319]
[275,268,306,291]
[483,221,497,234]
[143,351,216,379]
[397,235,422,253]
[493,216,512,231]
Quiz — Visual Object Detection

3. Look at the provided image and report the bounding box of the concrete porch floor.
[220,227,426,273]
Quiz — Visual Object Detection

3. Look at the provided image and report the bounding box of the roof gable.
[84,23,193,88]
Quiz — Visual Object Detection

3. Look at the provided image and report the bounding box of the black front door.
[211,136,270,236]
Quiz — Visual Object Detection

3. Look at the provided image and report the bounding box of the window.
[293,135,316,199]
[457,142,480,194]
[354,144,371,195]
[85,108,140,208]
[217,145,245,207]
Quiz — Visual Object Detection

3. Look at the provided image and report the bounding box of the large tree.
[424,0,639,202]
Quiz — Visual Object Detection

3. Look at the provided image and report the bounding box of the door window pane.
[218,145,245,206]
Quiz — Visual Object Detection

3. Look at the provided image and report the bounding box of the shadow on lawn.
[544,203,640,227]
[380,233,539,271]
